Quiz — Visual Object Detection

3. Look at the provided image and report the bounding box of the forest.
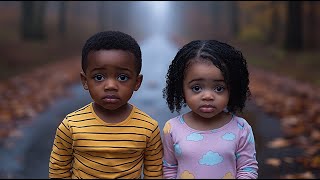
[0,1,319,179]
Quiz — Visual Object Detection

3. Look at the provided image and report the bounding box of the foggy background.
[0,1,319,179]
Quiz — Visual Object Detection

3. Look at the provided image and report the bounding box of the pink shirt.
[162,115,258,179]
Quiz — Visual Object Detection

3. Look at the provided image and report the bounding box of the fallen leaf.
[267,138,291,148]
[265,158,281,167]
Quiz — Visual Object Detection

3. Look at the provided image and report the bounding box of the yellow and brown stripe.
[49,102,163,179]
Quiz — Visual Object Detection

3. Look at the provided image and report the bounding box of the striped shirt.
[49,103,163,179]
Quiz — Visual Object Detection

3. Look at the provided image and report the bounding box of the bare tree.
[98,1,106,31]
[58,1,67,37]
[211,1,222,36]
[305,1,317,49]
[284,1,303,51]
[229,1,239,38]
[20,1,47,41]
[267,1,280,45]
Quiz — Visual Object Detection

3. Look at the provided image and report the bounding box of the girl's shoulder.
[233,115,250,126]
[231,115,254,135]
[166,115,184,125]
[163,115,185,133]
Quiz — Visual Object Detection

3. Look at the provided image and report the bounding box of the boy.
[49,31,163,179]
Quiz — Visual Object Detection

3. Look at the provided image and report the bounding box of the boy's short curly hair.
[81,31,142,74]
[163,40,251,114]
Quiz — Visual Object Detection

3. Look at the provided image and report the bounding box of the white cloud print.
[222,132,236,141]
[247,129,255,144]
[186,133,204,141]
[174,143,182,156]
[199,151,223,166]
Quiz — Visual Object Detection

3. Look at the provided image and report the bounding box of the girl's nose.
[201,90,214,100]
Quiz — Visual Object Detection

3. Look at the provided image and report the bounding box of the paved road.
[0,34,292,179]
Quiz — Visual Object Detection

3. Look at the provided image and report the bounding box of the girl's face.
[81,49,142,112]
[183,60,229,119]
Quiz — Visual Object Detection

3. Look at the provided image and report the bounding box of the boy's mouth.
[102,95,119,103]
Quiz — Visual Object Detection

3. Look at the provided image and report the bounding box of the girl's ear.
[134,74,143,91]
[80,72,88,90]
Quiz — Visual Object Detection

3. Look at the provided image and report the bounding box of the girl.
[162,40,258,179]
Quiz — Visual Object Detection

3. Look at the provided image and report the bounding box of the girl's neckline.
[179,114,235,133]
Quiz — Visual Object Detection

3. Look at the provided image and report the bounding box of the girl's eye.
[94,74,105,81]
[214,86,225,93]
[191,85,202,93]
[118,74,129,82]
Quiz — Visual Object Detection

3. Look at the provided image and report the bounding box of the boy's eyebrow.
[91,67,132,72]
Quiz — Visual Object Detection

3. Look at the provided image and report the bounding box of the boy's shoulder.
[65,103,92,119]
[132,105,159,126]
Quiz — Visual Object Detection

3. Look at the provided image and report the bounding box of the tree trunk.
[20,1,47,41]
[267,1,280,45]
[58,1,67,37]
[21,1,34,40]
[211,1,222,36]
[306,1,317,49]
[284,1,303,51]
[98,1,106,31]
[229,1,239,38]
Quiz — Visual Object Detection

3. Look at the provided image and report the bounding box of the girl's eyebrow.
[188,78,225,84]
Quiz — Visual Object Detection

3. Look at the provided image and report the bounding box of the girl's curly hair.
[163,40,251,114]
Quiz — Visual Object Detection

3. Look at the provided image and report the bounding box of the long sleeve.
[236,124,259,179]
[143,124,163,179]
[49,118,74,179]
[162,121,178,179]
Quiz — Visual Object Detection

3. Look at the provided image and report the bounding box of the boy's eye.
[93,74,105,81]
[118,74,129,82]
[214,86,225,93]
[191,85,202,92]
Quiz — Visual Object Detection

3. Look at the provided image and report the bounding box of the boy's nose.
[104,79,117,90]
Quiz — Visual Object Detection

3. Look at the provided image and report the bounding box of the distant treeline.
[0,1,319,51]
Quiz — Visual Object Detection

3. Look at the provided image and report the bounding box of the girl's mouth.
[199,105,215,113]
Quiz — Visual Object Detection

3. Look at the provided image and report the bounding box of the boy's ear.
[134,74,143,91]
[80,72,88,90]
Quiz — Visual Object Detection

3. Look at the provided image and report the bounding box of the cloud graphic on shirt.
[222,172,234,179]
[241,167,257,174]
[180,170,195,179]
[235,152,240,160]
[186,133,204,141]
[247,128,255,144]
[163,160,177,167]
[222,133,236,141]
[237,121,245,130]
[211,129,218,133]
[199,151,223,166]
[163,122,171,134]
[179,116,185,124]
[174,143,182,156]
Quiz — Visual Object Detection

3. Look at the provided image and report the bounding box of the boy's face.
[81,49,142,111]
